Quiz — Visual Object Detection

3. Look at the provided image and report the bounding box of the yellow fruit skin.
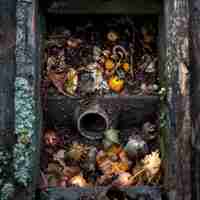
[105,59,115,70]
[122,63,130,72]
[108,76,124,93]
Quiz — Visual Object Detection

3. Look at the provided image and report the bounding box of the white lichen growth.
[14,77,36,186]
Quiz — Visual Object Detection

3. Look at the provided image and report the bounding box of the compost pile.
[39,16,162,192]
[40,123,161,190]
[42,16,159,97]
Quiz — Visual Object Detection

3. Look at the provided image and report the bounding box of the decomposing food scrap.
[40,16,162,191]
[40,122,162,189]
[42,16,159,97]
[66,142,90,161]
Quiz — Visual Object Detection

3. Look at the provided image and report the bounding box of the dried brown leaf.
[48,70,68,95]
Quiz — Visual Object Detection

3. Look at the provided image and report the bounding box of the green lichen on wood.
[14,77,36,187]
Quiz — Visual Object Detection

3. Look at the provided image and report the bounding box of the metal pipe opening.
[76,105,109,140]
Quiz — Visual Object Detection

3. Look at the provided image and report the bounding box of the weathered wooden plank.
[0,0,16,199]
[0,0,16,137]
[13,0,41,199]
[190,1,200,200]
[46,95,159,129]
[164,0,191,200]
[42,0,162,14]
[39,186,162,200]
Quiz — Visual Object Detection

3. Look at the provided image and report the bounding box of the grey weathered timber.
[42,0,161,14]
[13,0,41,199]
[0,1,16,146]
[41,186,162,200]
[190,1,200,200]
[0,0,16,199]
[164,0,191,200]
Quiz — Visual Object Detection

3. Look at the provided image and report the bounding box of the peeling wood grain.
[164,0,192,200]
[179,62,189,96]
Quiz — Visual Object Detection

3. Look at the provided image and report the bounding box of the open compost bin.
[37,0,165,199]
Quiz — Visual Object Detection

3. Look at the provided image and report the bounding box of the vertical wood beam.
[190,1,200,199]
[164,0,191,199]
[0,0,16,199]
[14,0,40,199]
[0,1,16,144]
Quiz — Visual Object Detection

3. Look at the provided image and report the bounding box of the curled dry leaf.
[104,128,119,144]
[63,166,80,179]
[105,59,115,70]
[97,145,129,176]
[44,129,59,146]
[130,151,161,184]
[86,147,97,172]
[106,145,123,158]
[53,149,66,168]
[98,158,114,175]
[47,56,57,71]
[47,163,64,187]
[54,149,66,160]
[66,142,90,161]
[118,150,129,164]
[131,163,146,185]
[103,129,120,148]
[96,150,107,166]
[112,172,133,187]
[47,54,66,72]
[47,163,63,174]
[142,150,161,179]
[97,145,124,165]
[48,70,68,95]
[69,175,88,187]
[96,174,114,186]
[44,18,159,97]
[111,162,129,175]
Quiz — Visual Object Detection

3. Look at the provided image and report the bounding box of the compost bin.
[0,0,195,200]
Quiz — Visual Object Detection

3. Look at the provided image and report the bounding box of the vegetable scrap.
[42,16,158,97]
[39,16,162,191]
[40,123,162,189]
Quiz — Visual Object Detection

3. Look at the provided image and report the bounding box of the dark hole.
[80,113,107,132]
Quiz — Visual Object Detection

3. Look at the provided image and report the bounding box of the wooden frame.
[0,0,194,199]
